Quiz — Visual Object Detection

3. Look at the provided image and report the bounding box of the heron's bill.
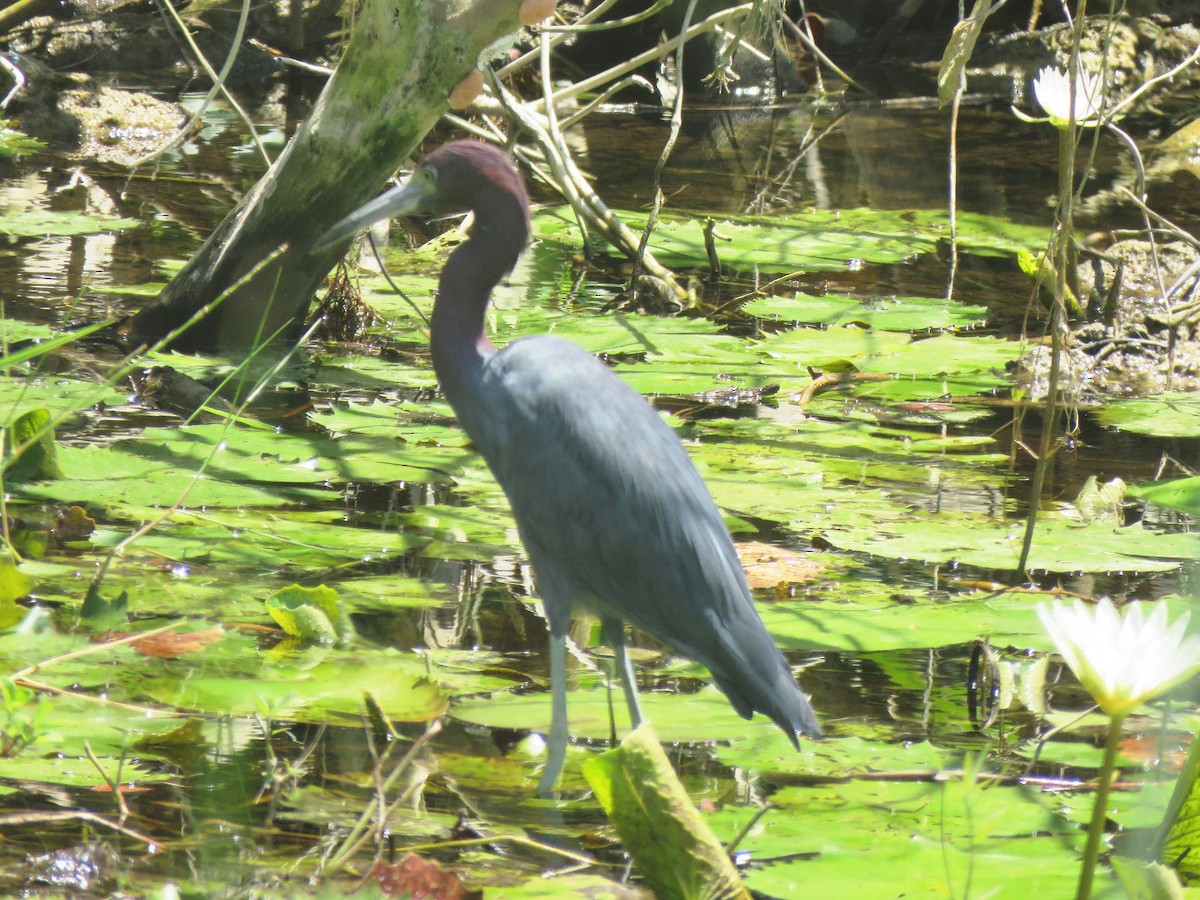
[311,175,435,254]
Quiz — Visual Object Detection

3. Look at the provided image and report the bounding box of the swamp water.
[0,86,1197,897]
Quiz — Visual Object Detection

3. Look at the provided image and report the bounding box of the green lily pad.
[822,512,1196,573]
[856,332,1023,376]
[757,324,912,371]
[536,206,1050,274]
[1098,392,1200,437]
[0,208,139,237]
[3,408,63,481]
[0,753,164,788]
[266,583,354,644]
[145,649,448,724]
[14,442,335,513]
[745,293,989,332]
[128,508,426,572]
[454,683,792,745]
[0,122,43,158]
[759,587,1047,653]
[1127,476,1200,517]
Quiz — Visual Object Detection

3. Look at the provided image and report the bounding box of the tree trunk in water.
[121,0,521,354]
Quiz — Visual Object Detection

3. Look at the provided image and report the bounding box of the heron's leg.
[603,618,644,729]
[537,629,569,794]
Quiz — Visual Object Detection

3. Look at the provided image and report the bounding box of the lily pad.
[1098,392,1200,438]
[0,209,139,237]
[15,442,335,512]
[759,587,1047,653]
[745,293,989,332]
[535,206,1050,274]
[1127,476,1200,517]
[266,583,354,644]
[145,648,449,724]
[454,683,793,745]
[822,512,1195,573]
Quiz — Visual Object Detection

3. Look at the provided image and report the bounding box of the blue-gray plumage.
[316,141,820,791]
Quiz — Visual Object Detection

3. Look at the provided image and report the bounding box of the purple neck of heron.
[430,187,530,403]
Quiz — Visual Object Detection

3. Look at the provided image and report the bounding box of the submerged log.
[121,0,526,353]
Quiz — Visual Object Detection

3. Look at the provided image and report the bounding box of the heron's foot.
[536,733,567,795]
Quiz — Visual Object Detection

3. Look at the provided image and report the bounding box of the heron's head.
[416,141,528,217]
[312,141,528,254]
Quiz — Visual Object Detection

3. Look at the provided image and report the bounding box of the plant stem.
[1016,126,1071,575]
[1151,718,1200,860]
[1076,714,1124,899]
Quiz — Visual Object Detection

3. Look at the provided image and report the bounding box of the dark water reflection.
[580,100,1184,228]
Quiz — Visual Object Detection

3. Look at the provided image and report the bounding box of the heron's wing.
[461,336,818,738]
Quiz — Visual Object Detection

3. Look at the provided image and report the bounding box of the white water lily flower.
[1029,65,1105,128]
[1038,598,1200,717]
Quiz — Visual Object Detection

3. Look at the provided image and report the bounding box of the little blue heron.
[316,141,820,791]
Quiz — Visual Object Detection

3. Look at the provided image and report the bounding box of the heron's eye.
[418,166,438,191]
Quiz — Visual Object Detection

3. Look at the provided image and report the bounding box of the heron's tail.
[712,649,821,746]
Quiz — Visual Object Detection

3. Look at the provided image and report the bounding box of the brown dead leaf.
[89,783,152,795]
[370,853,481,900]
[130,628,224,659]
[737,541,823,590]
[1120,733,1189,770]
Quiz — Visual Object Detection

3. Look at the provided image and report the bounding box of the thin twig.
[366,234,430,329]
[558,75,655,130]
[536,3,754,111]
[1103,38,1200,123]
[0,810,158,847]
[248,38,333,76]
[9,623,184,682]
[498,0,659,78]
[85,248,293,594]
[133,0,267,168]
[13,676,171,714]
[374,834,600,868]
[543,0,671,34]
[724,804,772,855]
[632,0,698,287]
[495,77,688,301]
[1117,188,1200,251]
[0,54,25,109]
[321,719,443,873]
[789,767,1141,791]
[1017,4,1090,574]
[84,739,131,820]
[779,11,862,91]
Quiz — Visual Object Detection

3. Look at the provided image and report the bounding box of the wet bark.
[120,0,522,354]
